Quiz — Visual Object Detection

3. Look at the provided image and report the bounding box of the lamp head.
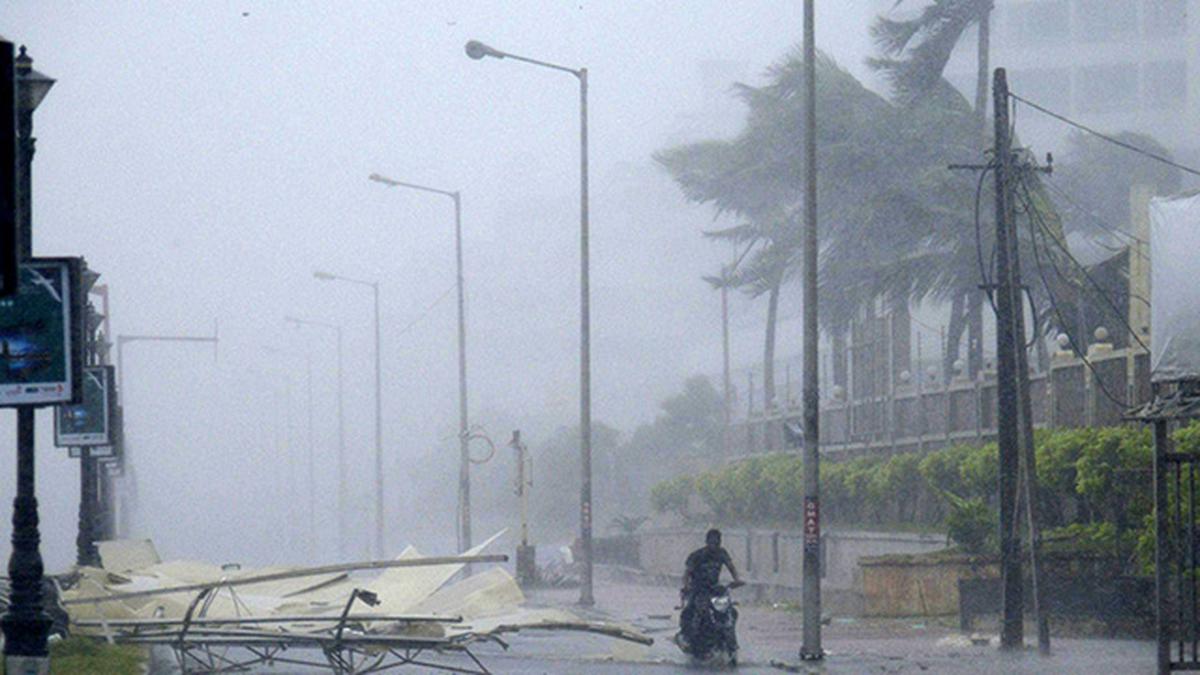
[313,270,336,281]
[465,40,503,61]
[15,46,54,113]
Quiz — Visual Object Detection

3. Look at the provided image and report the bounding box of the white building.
[874,0,1199,165]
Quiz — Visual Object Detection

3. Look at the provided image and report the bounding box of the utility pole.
[991,68,1024,650]
[799,0,823,662]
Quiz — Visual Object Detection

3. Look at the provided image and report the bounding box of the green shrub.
[941,492,994,553]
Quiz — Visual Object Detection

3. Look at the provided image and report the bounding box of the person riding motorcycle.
[679,528,743,652]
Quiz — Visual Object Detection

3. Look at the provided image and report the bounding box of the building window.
[1074,0,1138,42]
[1009,1,1071,45]
[1143,0,1188,38]
[1143,61,1188,110]
[1010,68,1072,110]
[1075,64,1138,113]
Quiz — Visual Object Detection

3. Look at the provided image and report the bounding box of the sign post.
[54,365,114,448]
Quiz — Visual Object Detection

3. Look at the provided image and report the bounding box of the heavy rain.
[0,1,1195,673]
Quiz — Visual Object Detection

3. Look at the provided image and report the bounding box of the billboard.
[0,257,83,406]
[55,365,114,447]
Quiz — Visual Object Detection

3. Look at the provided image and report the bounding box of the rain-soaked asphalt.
[149,576,1157,674]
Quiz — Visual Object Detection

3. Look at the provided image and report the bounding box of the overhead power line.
[1009,92,1200,179]
[1019,184,1130,409]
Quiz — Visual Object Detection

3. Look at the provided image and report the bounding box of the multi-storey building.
[873,0,1198,165]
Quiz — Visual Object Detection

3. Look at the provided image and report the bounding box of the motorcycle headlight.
[711,596,732,612]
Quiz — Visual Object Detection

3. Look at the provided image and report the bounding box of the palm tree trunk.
[763,279,780,450]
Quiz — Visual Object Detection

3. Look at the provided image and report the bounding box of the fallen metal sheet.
[97,539,161,573]
[63,533,652,673]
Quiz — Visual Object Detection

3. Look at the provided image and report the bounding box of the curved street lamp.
[284,315,347,559]
[368,174,472,556]
[465,38,594,607]
[313,270,384,559]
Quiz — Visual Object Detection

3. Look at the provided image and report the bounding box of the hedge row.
[652,425,1196,565]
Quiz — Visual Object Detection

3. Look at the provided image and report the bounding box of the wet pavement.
[479,577,1158,674]
[150,575,1157,673]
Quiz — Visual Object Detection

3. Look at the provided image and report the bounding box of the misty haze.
[0,1,1195,673]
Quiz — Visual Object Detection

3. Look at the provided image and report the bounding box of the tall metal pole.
[335,326,345,559]
[4,44,52,671]
[462,38,591,605]
[285,316,345,558]
[372,281,383,559]
[76,309,101,568]
[305,351,315,558]
[366,176,472,554]
[452,192,472,554]
[799,0,823,661]
[991,67,1024,650]
[578,66,594,608]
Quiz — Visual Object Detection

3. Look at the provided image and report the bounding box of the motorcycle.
[675,580,743,666]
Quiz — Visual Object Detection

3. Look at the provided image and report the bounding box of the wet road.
[148,577,1157,674]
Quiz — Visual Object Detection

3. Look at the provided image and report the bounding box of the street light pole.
[314,271,384,558]
[285,316,346,559]
[465,39,594,607]
[367,174,471,554]
[3,43,55,673]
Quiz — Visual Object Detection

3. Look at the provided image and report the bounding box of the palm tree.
[656,52,885,415]
[870,0,995,380]
[658,48,1010,446]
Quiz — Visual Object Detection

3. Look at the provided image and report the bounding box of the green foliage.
[650,475,695,518]
[648,423,1194,572]
[609,514,649,536]
[940,491,994,554]
[45,637,146,675]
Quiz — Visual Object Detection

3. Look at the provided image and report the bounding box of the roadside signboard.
[55,365,114,447]
[68,445,115,459]
[0,257,83,406]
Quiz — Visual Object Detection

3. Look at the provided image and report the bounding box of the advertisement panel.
[55,365,114,447]
[0,258,83,405]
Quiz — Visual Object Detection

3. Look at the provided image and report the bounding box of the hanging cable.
[1010,92,1200,178]
[1022,189,1130,409]
[395,284,456,339]
[1019,175,1150,354]
[974,164,998,312]
[1042,177,1149,247]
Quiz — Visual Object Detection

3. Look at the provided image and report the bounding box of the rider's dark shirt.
[685,545,732,593]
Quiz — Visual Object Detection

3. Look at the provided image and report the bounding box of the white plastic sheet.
[1150,193,1200,381]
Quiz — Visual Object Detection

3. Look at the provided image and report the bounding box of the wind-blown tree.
[1054,131,1182,238]
[657,50,991,408]
[655,130,802,415]
[871,0,995,380]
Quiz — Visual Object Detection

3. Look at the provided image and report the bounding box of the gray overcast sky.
[0,1,878,570]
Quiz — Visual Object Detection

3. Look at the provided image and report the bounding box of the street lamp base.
[798,649,825,661]
[5,655,50,675]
